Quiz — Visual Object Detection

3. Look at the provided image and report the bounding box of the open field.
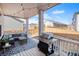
[45,27,79,41]
[28,27,79,41]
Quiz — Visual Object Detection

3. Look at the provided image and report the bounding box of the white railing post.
[54,36,79,56]
[59,39,61,56]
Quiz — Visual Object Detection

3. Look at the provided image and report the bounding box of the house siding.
[72,13,79,31]
[0,16,24,35]
[76,14,79,31]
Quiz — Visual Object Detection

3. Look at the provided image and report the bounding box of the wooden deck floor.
[0,38,38,56]
[13,47,58,56]
[13,47,45,56]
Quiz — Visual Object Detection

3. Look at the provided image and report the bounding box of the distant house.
[72,12,79,31]
[44,21,54,27]
[29,23,38,29]
[0,15,24,37]
[44,20,69,29]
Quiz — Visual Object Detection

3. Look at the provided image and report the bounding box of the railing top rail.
[54,35,79,44]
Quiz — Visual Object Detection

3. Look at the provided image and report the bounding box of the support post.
[38,9,44,36]
[1,14,4,36]
[24,19,28,38]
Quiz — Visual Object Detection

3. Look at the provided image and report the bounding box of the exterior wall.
[72,13,79,31]
[0,25,1,36]
[76,14,79,31]
[0,16,24,35]
[0,17,3,25]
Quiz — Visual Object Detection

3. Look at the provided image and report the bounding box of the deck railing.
[53,36,79,56]
[28,26,79,56]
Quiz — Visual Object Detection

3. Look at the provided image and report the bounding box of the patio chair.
[9,40,15,47]
[0,44,3,50]
[0,42,5,53]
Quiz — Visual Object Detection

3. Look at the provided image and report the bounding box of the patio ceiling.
[0,3,59,19]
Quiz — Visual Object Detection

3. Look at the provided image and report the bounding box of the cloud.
[29,16,38,24]
[44,14,52,20]
[53,10,64,14]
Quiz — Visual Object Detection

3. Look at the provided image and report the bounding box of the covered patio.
[0,3,79,56]
[0,3,59,56]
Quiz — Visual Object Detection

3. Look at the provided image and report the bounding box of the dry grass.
[28,27,79,41]
[28,28,38,37]
[45,27,79,41]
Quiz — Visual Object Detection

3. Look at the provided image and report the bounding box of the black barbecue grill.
[38,32,55,56]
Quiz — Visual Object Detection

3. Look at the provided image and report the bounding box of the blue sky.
[29,3,79,25]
